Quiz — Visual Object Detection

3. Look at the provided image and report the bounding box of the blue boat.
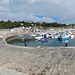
[58,35,69,41]
[39,38,48,41]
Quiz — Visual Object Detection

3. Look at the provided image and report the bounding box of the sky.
[0,0,75,24]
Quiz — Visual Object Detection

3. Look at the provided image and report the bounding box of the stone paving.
[0,66,28,75]
[0,41,75,75]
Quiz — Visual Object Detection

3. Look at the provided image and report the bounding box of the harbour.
[0,0,75,74]
[0,28,75,75]
[5,28,75,47]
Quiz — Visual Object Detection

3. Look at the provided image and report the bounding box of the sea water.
[7,35,75,47]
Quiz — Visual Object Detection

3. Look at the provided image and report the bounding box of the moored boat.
[35,36,43,40]
[58,35,69,41]
[35,36,48,41]
[70,34,75,39]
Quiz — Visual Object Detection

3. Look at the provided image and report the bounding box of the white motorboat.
[35,36,43,40]
[70,35,75,39]
[30,34,36,37]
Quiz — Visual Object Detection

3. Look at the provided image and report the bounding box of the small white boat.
[30,34,36,37]
[0,36,2,38]
[46,34,52,38]
[35,35,48,41]
[18,35,23,36]
[70,35,75,39]
[35,36,43,40]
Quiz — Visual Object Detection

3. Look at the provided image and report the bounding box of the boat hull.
[58,37,69,41]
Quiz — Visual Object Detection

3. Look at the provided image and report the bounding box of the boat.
[35,36,43,40]
[39,38,48,41]
[30,34,36,37]
[46,33,52,38]
[35,36,48,41]
[52,34,59,39]
[18,35,23,36]
[58,35,69,41]
[70,35,75,39]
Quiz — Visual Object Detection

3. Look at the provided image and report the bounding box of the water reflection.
[58,39,69,47]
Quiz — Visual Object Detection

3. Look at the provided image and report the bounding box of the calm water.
[7,35,75,47]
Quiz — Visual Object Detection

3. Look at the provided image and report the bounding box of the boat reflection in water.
[64,40,69,47]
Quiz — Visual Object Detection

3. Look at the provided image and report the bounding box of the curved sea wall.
[4,33,25,41]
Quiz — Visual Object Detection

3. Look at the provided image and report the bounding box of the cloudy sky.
[0,0,75,24]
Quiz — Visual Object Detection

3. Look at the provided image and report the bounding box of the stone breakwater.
[0,41,75,75]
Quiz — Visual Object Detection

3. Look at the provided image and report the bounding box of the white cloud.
[28,0,40,4]
[0,12,55,23]
[0,0,75,24]
[26,14,55,22]
[28,0,36,4]
[0,0,10,5]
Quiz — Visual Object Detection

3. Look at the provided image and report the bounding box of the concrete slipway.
[0,40,75,75]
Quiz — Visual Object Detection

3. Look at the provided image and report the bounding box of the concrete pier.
[0,41,75,75]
